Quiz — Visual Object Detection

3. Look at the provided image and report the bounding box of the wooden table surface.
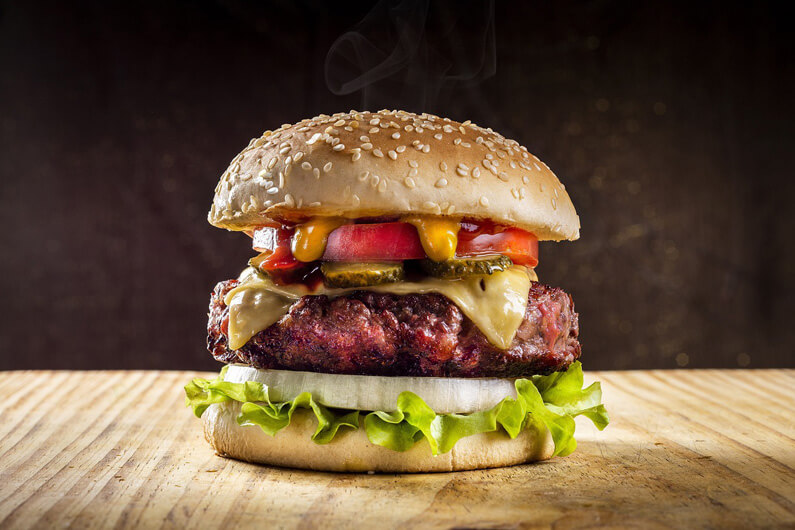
[0,369,792,529]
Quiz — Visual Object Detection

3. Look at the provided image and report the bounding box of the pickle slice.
[321,262,404,288]
[421,255,512,278]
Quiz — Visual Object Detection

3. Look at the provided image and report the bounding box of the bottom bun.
[202,402,554,473]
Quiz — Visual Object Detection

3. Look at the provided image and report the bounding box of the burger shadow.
[207,439,776,527]
[221,437,750,497]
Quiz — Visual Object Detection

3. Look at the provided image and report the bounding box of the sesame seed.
[522,175,529,184]
[416,127,424,133]
[396,145,406,153]
[462,120,471,126]
[510,161,517,169]
[479,196,489,207]
[358,171,370,182]
[405,177,416,189]
[412,140,420,146]
[520,188,527,199]
[434,133,442,140]
[369,127,380,134]
[498,171,509,181]
[361,142,373,151]
[323,162,333,173]
[440,161,448,172]
[360,135,370,142]
[371,175,380,187]
[284,164,292,177]
[258,169,269,177]
[409,160,419,168]
[279,146,291,155]
[435,178,448,188]
[456,167,469,177]
[378,180,387,193]
[461,142,471,148]
[388,150,398,160]
[409,168,418,177]
[344,126,353,132]
[458,163,470,171]
[486,153,494,160]
[422,144,430,153]
[267,187,279,195]
[268,157,278,169]
[472,167,481,178]
[373,148,384,158]
[551,198,557,210]
[446,204,456,215]
[301,162,312,170]
[534,163,541,171]
[278,172,285,187]
[511,188,519,199]
[313,168,321,179]
[369,118,380,125]
[352,151,362,161]
[330,137,340,146]
[333,144,345,151]
[443,125,454,133]
[285,194,295,207]
[391,132,401,139]
[352,194,360,206]
[309,201,322,207]
[325,126,339,135]
[294,151,304,162]
[334,119,346,127]
[405,125,414,132]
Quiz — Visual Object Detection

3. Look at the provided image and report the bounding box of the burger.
[186,110,608,472]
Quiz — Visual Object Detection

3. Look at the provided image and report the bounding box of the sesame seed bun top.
[208,110,579,241]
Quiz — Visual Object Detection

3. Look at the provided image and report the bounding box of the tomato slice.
[457,221,538,267]
[322,222,426,261]
[251,220,538,268]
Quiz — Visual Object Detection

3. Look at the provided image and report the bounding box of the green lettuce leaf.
[185,361,608,457]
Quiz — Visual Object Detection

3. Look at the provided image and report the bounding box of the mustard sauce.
[401,215,461,262]
[291,216,347,262]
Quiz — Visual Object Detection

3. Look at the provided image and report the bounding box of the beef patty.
[207,278,580,378]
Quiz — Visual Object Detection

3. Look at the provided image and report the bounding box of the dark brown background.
[1,0,793,371]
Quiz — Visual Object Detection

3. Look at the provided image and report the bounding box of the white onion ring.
[224,365,517,414]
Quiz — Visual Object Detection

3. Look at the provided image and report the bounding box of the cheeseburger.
[186,110,608,472]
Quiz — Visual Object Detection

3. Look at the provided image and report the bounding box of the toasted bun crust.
[208,110,579,241]
[202,402,554,473]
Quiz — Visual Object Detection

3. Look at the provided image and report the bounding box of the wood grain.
[0,369,792,529]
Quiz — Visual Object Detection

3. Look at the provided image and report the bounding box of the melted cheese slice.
[224,267,536,351]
